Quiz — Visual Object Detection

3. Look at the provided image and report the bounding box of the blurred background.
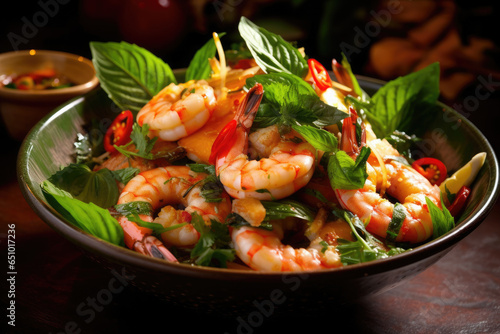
[1,0,499,147]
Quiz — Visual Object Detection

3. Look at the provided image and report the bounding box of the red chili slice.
[412,157,448,186]
[308,58,332,91]
[447,186,471,217]
[104,110,134,153]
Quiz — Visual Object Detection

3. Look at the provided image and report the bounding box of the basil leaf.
[245,72,316,96]
[48,164,119,209]
[364,62,440,138]
[426,195,455,239]
[261,199,315,222]
[185,33,225,81]
[386,203,406,241]
[238,16,308,77]
[292,124,338,152]
[252,103,281,128]
[90,41,176,114]
[245,73,347,128]
[384,131,420,160]
[41,181,124,246]
[328,146,371,190]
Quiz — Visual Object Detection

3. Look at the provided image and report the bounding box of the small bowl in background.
[0,49,99,141]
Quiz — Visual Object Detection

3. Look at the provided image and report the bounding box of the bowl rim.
[0,49,99,98]
[17,76,500,279]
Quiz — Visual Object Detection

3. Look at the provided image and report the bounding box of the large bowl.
[17,77,499,314]
[0,49,99,141]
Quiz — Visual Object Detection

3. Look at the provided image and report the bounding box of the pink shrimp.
[117,166,232,260]
[231,224,342,272]
[231,208,348,271]
[137,80,217,141]
[334,111,441,243]
[209,83,316,200]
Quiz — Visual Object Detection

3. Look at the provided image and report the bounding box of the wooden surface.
[1,126,499,334]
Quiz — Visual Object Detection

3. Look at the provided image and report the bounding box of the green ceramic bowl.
[17,77,499,314]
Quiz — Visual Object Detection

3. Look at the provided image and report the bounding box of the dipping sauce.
[1,68,74,90]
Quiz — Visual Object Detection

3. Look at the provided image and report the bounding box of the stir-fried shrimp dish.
[43,17,487,272]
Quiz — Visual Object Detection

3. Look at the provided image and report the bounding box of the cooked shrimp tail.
[119,219,178,262]
[340,108,365,157]
[209,83,264,166]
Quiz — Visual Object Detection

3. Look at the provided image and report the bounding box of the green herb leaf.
[363,62,440,138]
[186,164,224,203]
[41,181,124,246]
[328,146,371,190]
[245,73,347,128]
[334,209,408,265]
[291,124,338,152]
[114,201,152,216]
[90,41,176,114]
[190,213,235,268]
[130,123,157,158]
[384,131,420,160]
[185,33,225,81]
[187,163,216,175]
[47,164,119,208]
[226,212,274,231]
[238,16,308,77]
[261,199,315,222]
[386,203,406,241]
[127,213,187,235]
[115,123,158,160]
[426,195,455,239]
[111,167,140,184]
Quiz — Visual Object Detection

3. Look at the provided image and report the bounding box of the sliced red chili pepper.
[412,157,448,186]
[308,58,332,91]
[104,110,134,153]
[447,186,471,217]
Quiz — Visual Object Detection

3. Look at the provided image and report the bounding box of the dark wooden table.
[1,124,499,334]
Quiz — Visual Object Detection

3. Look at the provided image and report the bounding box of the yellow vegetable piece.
[439,152,486,195]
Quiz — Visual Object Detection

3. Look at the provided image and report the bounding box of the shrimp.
[118,218,179,262]
[334,111,441,243]
[231,211,344,272]
[209,83,316,200]
[136,80,217,141]
[117,166,232,252]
